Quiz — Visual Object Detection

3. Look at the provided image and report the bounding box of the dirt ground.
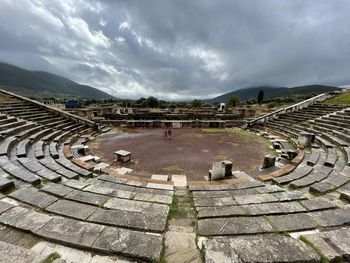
[88,128,271,180]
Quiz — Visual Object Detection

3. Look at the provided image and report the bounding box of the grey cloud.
[0,0,349,100]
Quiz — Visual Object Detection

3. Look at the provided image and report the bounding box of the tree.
[146,96,159,108]
[257,90,264,105]
[191,99,202,108]
[228,96,240,108]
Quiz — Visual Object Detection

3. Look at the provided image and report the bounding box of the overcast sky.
[0,0,349,100]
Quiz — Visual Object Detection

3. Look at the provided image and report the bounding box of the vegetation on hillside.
[326,91,350,105]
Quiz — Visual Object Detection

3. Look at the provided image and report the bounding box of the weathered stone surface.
[41,183,73,197]
[36,216,104,247]
[198,216,273,236]
[235,193,278,205]
[65,190,110,206]
[6,209,51,232]
[0,207,28,225]
[46,199,97,220]
[133,192,172,204]
[9,188,57,208]
[339,190,350,202]
[0,240,44,263]
[262,154,276,168]
[0,200,14,213]
[84,184,115,195]
[302,233,341,262]
[267,213,317,232]
[243,201,306,216]
[204,234,320,263]
[301,197,337,211]
[0,177,14,191]
[310,182,334,194]
[88,207,167,232]
[311,207,350,227]
[92,226,162,262]
[164,230,202,263]
[204,237,240,263]
[320,227,350,259]
[197,206,246,218]
[194,197,236,207]
[272,190,306,201]
[192,190,231,198]
[255,185,283,194]
[64,180,90,189]
[103,197,169,213]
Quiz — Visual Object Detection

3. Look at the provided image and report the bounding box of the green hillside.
[207,85,341,103]
[0,62,116,100]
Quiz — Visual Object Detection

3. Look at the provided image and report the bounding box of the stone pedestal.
[262,155,276,169]
[222,160,233,177]
[287,150,298,160]
[298,132,315,147]
[209,162,226,181]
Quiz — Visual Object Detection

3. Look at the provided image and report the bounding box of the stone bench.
[307,148,320,166]
[0,120,26,131]
[0,203,163,261]
[0,177,14,192]
[289,165,333,189]
[17,157,61,182]
[55,152,93,177]
[0,158,41,185]
[272,165,313,185]
[324,148,337,167]
[114,150,131,163]
[0,136,17,156]
[49,142,59,159]
[38,157,79,179]
[34,141,45,159]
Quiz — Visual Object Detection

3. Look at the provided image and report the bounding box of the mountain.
[0,62,116,100]
[207,85,341,103]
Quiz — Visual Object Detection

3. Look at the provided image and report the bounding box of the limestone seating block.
[301,197,337,211]
[198,216,274,236]
[267,213,318,232]
[41,183,74,197]
[0,177,15,191]
[234,193,278,205]
[311,206,350,227]
[92,226,163,262]
[46,199,98,220]
[302,227,350,261]
[196,205,247,219]
[0,200,14,213]
[0,240,44,263]
[65,189,110,206]
[194,197,236,207]
[9,187,58,209]
[339,190,350,202]
[242,201,306,216]
[204,234,320,263]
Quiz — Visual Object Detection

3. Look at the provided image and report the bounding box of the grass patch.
[164,165,183,174]
[326,91,350,105]
[299,236,330,263]
[216,154,228,161]
[41,252,60,263]
[168,195,181,219]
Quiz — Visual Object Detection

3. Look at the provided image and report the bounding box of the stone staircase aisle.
[163,186,203,263]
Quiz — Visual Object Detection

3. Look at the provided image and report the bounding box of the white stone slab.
[147,183,174,191]
[78,155,95,162]
[114,150,131,156]
[172,174,187,187]
[151,174,169,181]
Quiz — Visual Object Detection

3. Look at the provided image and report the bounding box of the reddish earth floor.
[89,128,271,180]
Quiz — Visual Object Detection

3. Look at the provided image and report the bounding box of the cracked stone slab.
[234,193,278,205]
[197,205,247,218]
[41,183,73,197]
[243,201,306,216]
[63,180,90,189]
[103,197,169,214]
[35,216,105,248]
[7,209,51,232]
[301,197,337,211]
[272,190,306,201]
[311,207,350,227]
[204,234,320,263]
[92,226,163,262]
[133,192,172,204]
[65,190,110,206]
[194,197,236,207]
[88,207,167,232]
[84,184,115,196]
[267,213,317,232]
[9,187,57,209]
[0,200,14,214]
[198,216,273,236]
[301,233,341,262]
[0,240,44,263]
[46,199,98,220]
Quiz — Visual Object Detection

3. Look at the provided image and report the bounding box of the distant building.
[64,101,81,109]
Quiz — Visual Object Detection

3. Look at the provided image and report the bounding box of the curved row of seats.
[0,95,174,262]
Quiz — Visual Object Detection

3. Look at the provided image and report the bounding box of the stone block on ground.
[46,199,98,220]
[204,234,320,263]
[9,187,58,208]
[0,240,44,263]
